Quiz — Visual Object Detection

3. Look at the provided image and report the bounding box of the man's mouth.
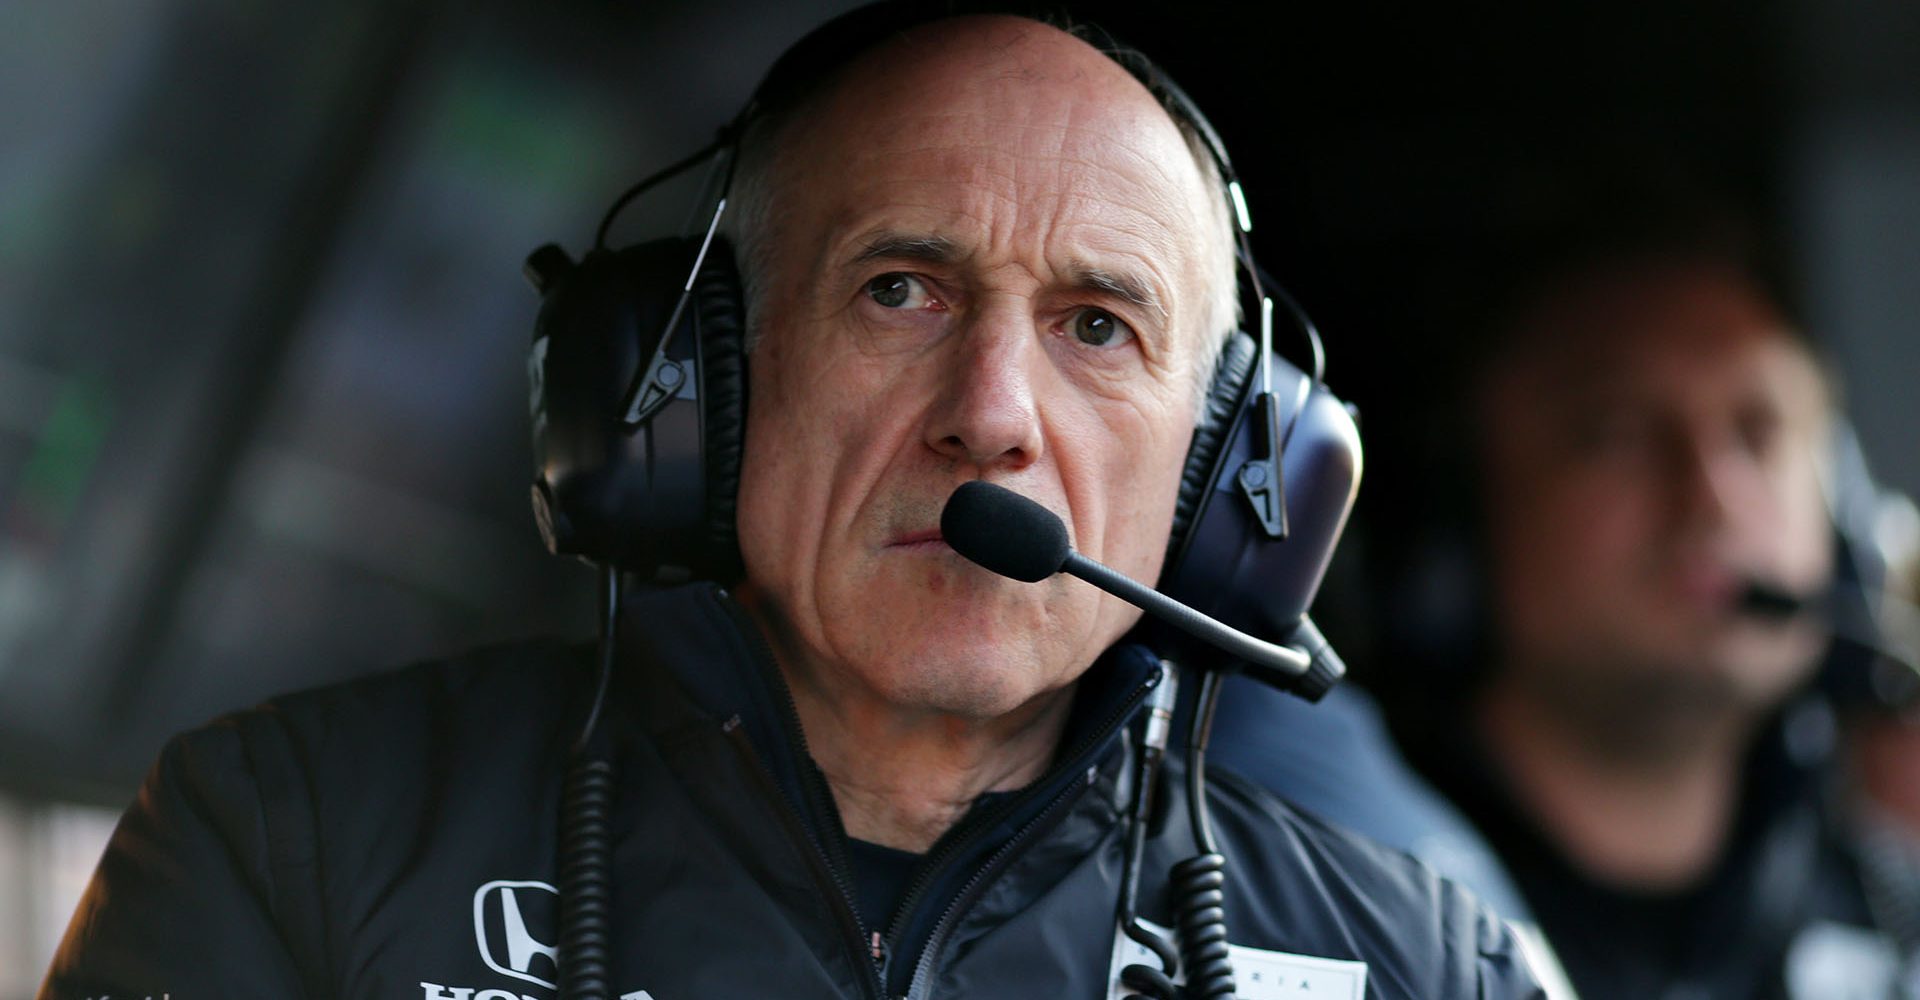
[1663,557,1755,614]
[887,529,950,552]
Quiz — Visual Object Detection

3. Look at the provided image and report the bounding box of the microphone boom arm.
[1063,553,1341,700]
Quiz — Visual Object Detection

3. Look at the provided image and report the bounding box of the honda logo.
[473,880,560,989]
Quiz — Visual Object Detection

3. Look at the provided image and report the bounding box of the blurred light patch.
[0,795,119,1000]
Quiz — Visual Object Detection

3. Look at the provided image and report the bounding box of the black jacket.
[41,584,1545,999]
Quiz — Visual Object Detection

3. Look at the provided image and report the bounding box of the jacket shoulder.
[144,635,593,816]
[213,636,596,839]
[38,638,593,999]
[1204,767,1545,999]
[254,635,592,731]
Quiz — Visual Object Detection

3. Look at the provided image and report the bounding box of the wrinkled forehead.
[765,18,1219,301]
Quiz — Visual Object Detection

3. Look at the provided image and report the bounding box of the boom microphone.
[941,481,1341,700]
[1740,578,1919,705]
[1738,581,1807,620]
[940,479,1071,583]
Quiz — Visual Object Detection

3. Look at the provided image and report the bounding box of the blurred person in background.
[1375,176,1915,999]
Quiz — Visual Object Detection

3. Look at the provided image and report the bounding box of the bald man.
[41,8,1545,999]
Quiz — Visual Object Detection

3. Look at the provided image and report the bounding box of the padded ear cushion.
[1169,329,1258,557]
[689,239,748,580]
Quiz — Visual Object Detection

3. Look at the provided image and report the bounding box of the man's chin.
[894,669,1072,723]
[1558,631,1818,722]
[848,620,1091,719]
[806,564,1110,713]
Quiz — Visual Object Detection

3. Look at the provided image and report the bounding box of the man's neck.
[784,667,1075,853]
[733,587,1082,853]
[1477,672,1757,892]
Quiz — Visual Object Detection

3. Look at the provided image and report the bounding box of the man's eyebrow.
[848,236,1167,322]
[852,233,960,265]
[1069,264,1167,323]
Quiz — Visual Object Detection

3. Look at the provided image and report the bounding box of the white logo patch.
[450,880,656,1000]
[473,880,561,990]
[1107,920,1367,1000]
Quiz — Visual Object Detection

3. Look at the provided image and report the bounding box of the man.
[1391,203,1908,998]
[40,9,1545,999]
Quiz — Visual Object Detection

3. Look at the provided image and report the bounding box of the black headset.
[523,7,1362,999]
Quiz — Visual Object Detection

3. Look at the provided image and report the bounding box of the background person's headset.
[520,4,1363,998]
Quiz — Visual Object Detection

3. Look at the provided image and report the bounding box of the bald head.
[727,15,1240,401]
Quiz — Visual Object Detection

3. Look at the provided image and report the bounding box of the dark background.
[1,0,1914,806]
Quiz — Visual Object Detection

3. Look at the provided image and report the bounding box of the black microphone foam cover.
[942,481,1070,583]
[1740,581,1807,620]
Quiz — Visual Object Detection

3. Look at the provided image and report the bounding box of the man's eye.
[1735,404,1782,460]
[865,272,933,310]
[1568,411,1654,459]
[1069,308,1133,348]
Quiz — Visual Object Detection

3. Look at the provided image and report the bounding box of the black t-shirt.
[847,838,922,933]
[843,789,1017,934]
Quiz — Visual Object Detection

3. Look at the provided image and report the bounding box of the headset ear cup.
[1168,330,1258,562]
[691,239,748,582]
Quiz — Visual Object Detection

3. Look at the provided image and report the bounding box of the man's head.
[724,15,1240,721]
[1475,249,1835,742]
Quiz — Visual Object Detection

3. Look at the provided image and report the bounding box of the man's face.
[1480,257,1834,717]
[731,19,1221,720]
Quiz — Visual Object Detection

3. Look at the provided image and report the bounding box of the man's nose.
[924,309,1045,470]
[1668,431,1756,532]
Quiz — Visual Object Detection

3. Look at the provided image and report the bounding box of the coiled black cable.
[558,565,621,1000]
[1119,942,1181,1000]
[1171,669,1237,1000]
[1169,853,1233,1000]
[558,752,615,1000]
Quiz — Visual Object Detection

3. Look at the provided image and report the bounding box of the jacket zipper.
[722,720,888,1000]
[715,591,889,996]
[902,775,1090,1000]
[882,666,1159,995]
